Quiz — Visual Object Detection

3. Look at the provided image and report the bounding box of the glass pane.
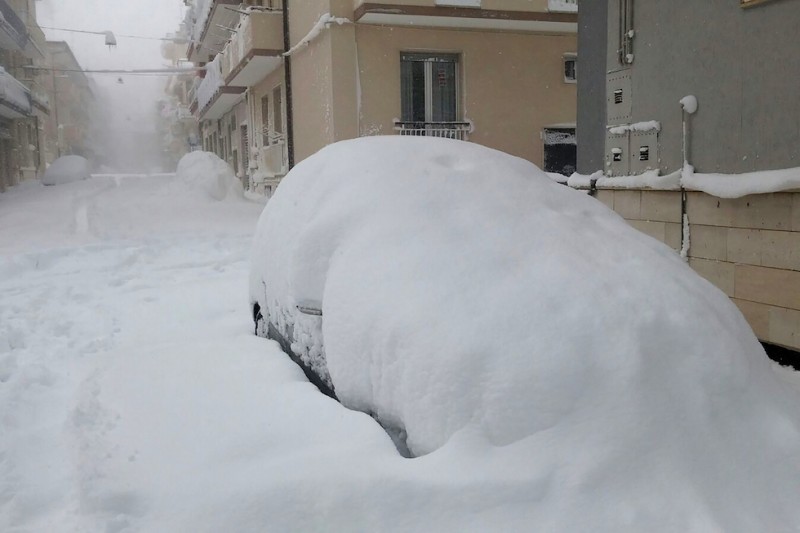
[261,96,269,145]
[273,87,283,134]
[400,58,426,123]
[431,61,456,122]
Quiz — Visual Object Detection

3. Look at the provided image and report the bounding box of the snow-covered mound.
[41,155,90,186]
[250,137,800,528]
[176,151,243,201]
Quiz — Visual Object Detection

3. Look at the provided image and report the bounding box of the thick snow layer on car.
[41,155,91,186]
[251,136,800,529]
[176,151,243,201]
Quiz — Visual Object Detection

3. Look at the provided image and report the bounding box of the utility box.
[605,130,629,176]
[607,70,632,124]
[629,129,659,175]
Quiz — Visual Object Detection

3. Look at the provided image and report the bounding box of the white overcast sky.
[36,0,185,69]
[36,0,187,170]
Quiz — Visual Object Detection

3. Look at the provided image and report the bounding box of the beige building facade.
[44,41,94,161]
[589,188,800,356]
[185,0,578,194]
[159,35,200,169]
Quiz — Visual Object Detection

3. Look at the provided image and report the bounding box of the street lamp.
[103,31,117,47]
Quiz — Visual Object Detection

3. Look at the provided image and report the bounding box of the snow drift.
[250,136,800,530]
[41,155,91,186]
[176,151,243,201]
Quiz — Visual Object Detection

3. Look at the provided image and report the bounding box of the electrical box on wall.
[629,130,659,175]
[606,130,629,176]
[607,71,632,124]
[605,128,659,177]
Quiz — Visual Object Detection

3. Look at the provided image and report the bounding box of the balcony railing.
[393,121,471,141]
[0,0,29,50]
[223,11,283,85]
[196,55,223,114]
[0,67,31,116]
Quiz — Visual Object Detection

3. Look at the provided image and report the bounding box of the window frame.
[400,51,462,124]
[563,53,577,84]
[272,85,283,137]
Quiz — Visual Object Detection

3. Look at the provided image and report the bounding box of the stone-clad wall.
[593,188,800,352]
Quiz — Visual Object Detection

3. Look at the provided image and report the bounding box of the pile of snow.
[41,155,90,186]
[680,94,699,114]
[567,164,800,196]
[683,163,800,198]
[251,136,800,529]
[176,151,243,201]
[607,120,661,135]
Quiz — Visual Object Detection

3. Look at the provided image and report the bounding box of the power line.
[40,26,187,43]
[24,65,203,76]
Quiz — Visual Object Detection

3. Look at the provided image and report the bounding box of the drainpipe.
[282,0,295,170]
[679,95,698,260]
[51,66,62,158]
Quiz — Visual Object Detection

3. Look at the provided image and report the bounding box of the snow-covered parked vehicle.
[42,155,91,186]
[249,138,800,525]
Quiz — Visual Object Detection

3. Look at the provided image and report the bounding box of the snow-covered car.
[249,137,800,496]
[42,155,91,186]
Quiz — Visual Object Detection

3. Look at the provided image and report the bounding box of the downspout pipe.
[679,95,698,260]
[282,0,295,170]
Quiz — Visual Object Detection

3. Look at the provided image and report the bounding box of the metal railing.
[0,67,31,115]
[0,0,29,50]
[393,121,471,141]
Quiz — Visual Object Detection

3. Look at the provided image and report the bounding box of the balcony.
[0,67,31,119]
[353,0,578,32]
[188,0,241,63]
[0,0,29,52]
[393,121,471,141]
[31,90,50,114]
[195,55,244,120]
[223,11,284,87]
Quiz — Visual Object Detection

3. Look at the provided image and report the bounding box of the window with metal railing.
[397,52,467,140]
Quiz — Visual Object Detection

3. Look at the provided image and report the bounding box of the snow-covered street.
[0,174,557,532]
[3,167,800,532]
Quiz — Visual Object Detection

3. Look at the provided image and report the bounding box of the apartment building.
[0,0,51,190]
[43,41,95,161]
[577,0,800,357]
[159,34,201,169]
[184,0,578,195]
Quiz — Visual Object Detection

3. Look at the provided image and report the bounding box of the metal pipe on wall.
[282,0,294,170]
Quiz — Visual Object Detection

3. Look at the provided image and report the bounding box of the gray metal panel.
[606,71,632,124]
[629,130,659,175]
[603,0,800,174]
[606,130,629,176]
